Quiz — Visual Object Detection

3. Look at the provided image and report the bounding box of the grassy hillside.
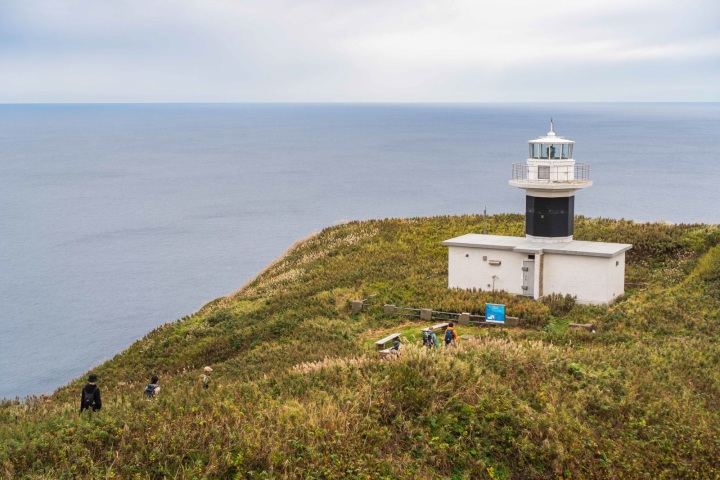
[2,214,720,479]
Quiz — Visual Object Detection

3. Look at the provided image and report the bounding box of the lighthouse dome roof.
[529,121,575,144]
[528,131,575,145]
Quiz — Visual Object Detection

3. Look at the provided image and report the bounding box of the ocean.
[1,103,719,400]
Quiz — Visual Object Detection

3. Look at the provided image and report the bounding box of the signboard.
[485,303,506,323]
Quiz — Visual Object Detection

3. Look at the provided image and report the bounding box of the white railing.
[511,163,591,184]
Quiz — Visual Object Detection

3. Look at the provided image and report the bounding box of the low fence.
[350,296,520,327]
[382,304,519,327]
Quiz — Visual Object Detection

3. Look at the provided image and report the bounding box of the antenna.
[483,206,487,234]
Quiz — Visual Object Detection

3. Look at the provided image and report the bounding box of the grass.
[2,214,720,478]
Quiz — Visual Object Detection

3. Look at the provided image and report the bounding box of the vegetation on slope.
[2,215,719,479]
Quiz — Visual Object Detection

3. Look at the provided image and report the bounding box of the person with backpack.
[444,322,458,348]
[423,327,439,349]
[80,373,102,413]
[144,375,161,398]
[201,366,212,389]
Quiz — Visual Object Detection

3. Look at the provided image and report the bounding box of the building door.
[522,260,534,296]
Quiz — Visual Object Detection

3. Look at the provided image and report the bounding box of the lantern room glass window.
[530,143,541,158]
[529,142,573,159]
[540,144,555,158]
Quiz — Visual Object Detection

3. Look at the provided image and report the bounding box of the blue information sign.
[485,303,506,323]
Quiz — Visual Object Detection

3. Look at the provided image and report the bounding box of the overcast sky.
[1,0,718,103]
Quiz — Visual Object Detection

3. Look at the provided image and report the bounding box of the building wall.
[542,253,625,304]
[448,246,626,305]
[447,246,528,295]
[606,251,626,302]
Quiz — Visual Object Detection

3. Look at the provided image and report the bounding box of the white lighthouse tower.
[442,123,632,305]
[510,120,591,242]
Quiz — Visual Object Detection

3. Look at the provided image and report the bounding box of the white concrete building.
[442,123,632,305]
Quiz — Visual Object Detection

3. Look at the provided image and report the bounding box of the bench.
[420,322,449,332]
[375,333,401,358]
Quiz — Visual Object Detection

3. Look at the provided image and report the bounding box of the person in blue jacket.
[425,327,439,349]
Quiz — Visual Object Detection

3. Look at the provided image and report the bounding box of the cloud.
[0,0,718,102]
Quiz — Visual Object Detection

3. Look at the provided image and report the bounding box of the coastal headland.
[2,214,719,478]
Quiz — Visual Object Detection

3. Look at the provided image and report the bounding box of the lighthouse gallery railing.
[511,163,591,184]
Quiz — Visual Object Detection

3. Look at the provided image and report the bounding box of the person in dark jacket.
[80,373,102,412]
[144,375,161,397]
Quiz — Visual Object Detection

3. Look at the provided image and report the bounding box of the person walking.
[80,374,102,413]
[426,327,439,349]
[144,375,161,398]
[444,322,458,348]
[202,366,213,389]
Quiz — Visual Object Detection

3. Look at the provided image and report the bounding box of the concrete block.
[351,301,364,314]
[383,304,396,315]
[458,312,470,326]
[420,308,432,321]
[505,316,519,327]
[568,323,595,332]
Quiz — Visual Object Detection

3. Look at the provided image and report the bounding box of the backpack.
[83,388,95,409]
[445,329,454,344]
[144,384,157,397]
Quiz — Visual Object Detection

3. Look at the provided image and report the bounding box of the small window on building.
[528,254,535,259]
[562,143,569,159]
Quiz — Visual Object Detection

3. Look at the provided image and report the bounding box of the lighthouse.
[510,120,591,241]
[442,123,632,305]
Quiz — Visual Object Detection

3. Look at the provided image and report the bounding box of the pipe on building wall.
[538,253,544,298]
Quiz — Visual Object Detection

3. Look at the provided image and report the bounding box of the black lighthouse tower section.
[525,195,574,237]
